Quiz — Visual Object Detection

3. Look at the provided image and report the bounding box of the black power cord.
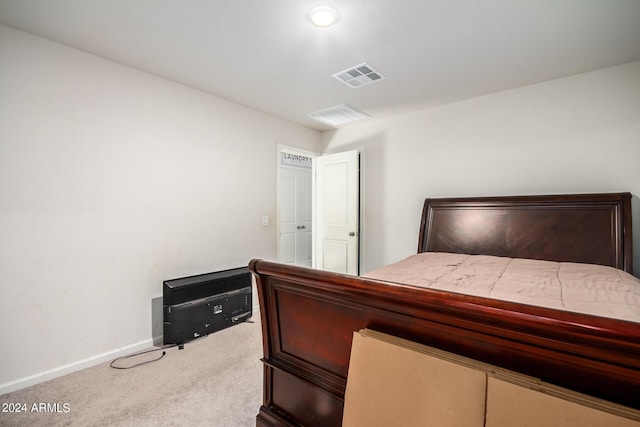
[109,320,255,369]
[109,344,177,370]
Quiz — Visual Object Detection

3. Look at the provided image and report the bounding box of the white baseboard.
[0,338,153,396]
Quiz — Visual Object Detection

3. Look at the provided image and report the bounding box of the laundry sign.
[281,152,313,169]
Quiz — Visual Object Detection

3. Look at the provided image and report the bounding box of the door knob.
[297,225,307,229]
[349,231,356,237]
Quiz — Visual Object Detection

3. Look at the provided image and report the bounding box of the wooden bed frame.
[249,192,639,426]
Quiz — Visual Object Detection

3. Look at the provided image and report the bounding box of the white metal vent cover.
[308,104,371,127]
[332,63,386,88]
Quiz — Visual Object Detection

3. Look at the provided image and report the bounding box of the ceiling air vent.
[332,63,386,88]
[308,104,370,127]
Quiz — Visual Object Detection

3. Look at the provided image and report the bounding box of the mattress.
[364,252,640,323]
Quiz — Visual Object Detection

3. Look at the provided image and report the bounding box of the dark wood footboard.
[250,259,640,426]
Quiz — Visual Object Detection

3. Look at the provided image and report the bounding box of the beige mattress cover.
[364,252,640,323]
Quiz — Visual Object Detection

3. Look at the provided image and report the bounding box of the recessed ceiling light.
[308,6,339,27]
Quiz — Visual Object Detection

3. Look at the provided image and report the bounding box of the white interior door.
[278,152,313,267]
[313,150,360,274]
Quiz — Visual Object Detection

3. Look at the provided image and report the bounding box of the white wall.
[323,62,640,276]
[0,24,321,393]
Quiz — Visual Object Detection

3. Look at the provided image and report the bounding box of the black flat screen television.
[163,267,252,345]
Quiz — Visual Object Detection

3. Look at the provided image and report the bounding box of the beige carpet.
[0,318,263,426]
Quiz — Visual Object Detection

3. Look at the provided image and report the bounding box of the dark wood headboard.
[418,192,633,274]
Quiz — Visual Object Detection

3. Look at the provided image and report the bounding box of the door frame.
[276,144,317,265]
[276,145,365,273]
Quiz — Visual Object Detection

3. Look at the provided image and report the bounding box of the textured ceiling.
[1,0,639,131]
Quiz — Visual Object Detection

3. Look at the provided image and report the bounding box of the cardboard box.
[343,329,486,427]
[343,329,640,427]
